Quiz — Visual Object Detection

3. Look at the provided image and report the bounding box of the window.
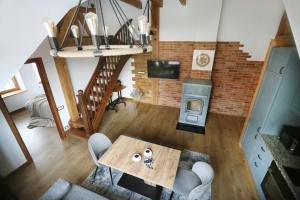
[0,76,21,95]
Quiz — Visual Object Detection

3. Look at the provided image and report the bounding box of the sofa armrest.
[39,179,71,200]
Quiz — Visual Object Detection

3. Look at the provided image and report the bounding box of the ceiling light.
[138,15,148,46]
[85,12,101,49]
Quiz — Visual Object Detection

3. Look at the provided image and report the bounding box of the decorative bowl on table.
[132,153,141,162]
[143,148,152,158]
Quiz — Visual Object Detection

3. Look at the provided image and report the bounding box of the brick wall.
[211,42,263,116]
[158,41,263,117]
[158,42,216,107]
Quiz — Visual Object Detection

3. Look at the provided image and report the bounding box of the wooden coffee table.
[99,135,181,199]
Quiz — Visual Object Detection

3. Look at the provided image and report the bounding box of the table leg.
[169,191,174,200]
[93,166,99,180]
[109,167,113,185]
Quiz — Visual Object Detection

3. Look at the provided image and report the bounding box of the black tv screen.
[147,60,180,79]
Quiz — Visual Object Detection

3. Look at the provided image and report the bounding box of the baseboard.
[4,161,30,179]
[10,107,26,115]
[176,122,205,134]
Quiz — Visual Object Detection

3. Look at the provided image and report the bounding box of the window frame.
[0,76,21,95]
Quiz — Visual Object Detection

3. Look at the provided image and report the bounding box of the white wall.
[118,59,134,98]
[3,64,44,112]
[0,0,79,89]
[0,111,27,176]
[31,39,70,128]
[283,0,300,57]
[160,0,223,41]
[67,58,99,92]
[217,0,284,60]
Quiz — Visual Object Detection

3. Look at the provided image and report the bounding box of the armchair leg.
[169,191,174,200]
[93,166,99,180]
[109,167,113,185]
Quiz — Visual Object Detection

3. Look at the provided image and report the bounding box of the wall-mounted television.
[147,60,180,79]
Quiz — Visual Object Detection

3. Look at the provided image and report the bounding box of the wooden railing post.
[77,90,94,136]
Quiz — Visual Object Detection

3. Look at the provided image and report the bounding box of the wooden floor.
[5,101,258,200]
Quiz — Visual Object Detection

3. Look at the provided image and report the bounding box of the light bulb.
[128,24,137,38]
[128,25,134,34]
[43,19,57,37]
[85,12,100,35]
[146,23,151,36]
[138,15,148,35]
[71,25,80,38]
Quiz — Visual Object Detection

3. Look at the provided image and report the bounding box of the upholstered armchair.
[171,161,214,200]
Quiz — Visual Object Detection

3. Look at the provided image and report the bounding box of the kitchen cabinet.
[262,49,300,135]
[267,48,294,75]
[248,134,273,200]
[242,47,299,200]
[242,69,282,161]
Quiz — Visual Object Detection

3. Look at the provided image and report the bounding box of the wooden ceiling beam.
[120,0,143,9]
[152,0,163,7]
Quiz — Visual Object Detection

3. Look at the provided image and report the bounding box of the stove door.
[179,95,208,126]
[186,98,204,114]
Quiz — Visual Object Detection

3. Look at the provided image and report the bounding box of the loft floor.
[5,101,258,200]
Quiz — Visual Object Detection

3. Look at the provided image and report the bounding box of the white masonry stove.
[177,78,212,134]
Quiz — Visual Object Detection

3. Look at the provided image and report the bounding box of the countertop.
[262,134,300,199]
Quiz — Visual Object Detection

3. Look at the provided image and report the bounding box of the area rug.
[81,150,211,200]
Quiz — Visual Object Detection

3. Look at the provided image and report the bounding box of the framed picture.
[192,50,215,71]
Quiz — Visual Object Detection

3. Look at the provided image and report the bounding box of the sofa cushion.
[64,184,108,200]
[173,168,202,197]
[39,179,71,200]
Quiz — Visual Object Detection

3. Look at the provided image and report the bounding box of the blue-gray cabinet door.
[242,70,282,160]
[248,135,273,200]
[263,49,300,135]
[267,48,294,75]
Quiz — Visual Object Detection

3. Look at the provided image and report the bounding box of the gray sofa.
[39,179,108,200]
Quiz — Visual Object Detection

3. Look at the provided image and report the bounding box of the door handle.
[57,105,64,111]
[257,127,261,133]
[258,154,262,160]
[279,66,285,74]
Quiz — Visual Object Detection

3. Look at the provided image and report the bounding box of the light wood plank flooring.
[6,102,258,200]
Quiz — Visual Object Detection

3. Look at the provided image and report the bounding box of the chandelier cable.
[109,0,122,27]
[111,0,141,46]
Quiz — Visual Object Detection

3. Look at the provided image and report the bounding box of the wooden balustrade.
[77,90,94,135]
[111,19,133,45]
[76,20,133,136]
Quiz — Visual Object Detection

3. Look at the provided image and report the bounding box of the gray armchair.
[171,161,214,200]
[88,133,112,183]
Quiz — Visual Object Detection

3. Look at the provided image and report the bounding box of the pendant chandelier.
[43,0,152,58]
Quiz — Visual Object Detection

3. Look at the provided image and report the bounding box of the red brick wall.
[158,41,263,117]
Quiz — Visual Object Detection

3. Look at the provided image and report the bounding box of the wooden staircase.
[68,20,133,137]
